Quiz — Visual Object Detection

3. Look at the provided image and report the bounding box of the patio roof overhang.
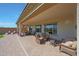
[18,3,77,26]
[16,3,42,24]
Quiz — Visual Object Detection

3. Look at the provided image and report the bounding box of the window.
[45,24,57,34]
[35,25,41,32]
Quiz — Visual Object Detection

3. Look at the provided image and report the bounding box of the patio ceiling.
[17,3,42,24]
[22,3,76,26]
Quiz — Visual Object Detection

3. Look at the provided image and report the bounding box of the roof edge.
[16,3,29,24]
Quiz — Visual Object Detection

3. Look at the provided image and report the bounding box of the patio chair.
[12,31,16,34]
[59,38,77,56]
[41,32,50,41]
[35,33,50,44]
[11,31,16,34]
[8,31,11,34]
[49,35,63,46]
[20,32,25,37]
[35,33,45,44]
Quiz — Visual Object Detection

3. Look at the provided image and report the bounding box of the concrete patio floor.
[0,34,69,56]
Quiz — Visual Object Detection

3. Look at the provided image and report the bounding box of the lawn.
[0,32,4,39]
[0,35,3,38]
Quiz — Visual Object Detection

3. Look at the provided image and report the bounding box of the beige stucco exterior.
[16,3,76,39]
[57,17,76,39]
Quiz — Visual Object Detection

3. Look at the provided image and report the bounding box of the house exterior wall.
[57,18,76,39]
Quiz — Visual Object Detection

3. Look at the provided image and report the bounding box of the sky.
[0,3,26,28]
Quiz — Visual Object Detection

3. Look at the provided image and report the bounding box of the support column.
[26,25,30,32]
[18,24,22,35]
[17,24,19,34]
[41,25,45,33]
[33,26,36,34]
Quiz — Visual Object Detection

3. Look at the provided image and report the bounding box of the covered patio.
[16,3,77,56]
[18,35,69,56]
[17,3,76,40]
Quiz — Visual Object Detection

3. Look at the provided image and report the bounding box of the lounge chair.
[12,31,16,34]
[59,40,77,56]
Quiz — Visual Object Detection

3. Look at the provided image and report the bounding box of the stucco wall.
[57,18,76,39]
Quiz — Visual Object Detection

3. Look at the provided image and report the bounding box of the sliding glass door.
[45,24,57,34]
[35,25,41,33]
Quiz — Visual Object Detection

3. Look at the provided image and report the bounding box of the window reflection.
[45,24,57,34]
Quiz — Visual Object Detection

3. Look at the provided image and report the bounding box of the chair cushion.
[71,41,77,49]
[39,37,43,40]
[63,41,73,47]
[62,41,77,49]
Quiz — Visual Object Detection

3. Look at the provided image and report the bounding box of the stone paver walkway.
[0,34,69,56]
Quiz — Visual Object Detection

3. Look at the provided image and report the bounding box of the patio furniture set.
[35,33,77,56]
[35,33,63,45]
[19,32,77,56]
